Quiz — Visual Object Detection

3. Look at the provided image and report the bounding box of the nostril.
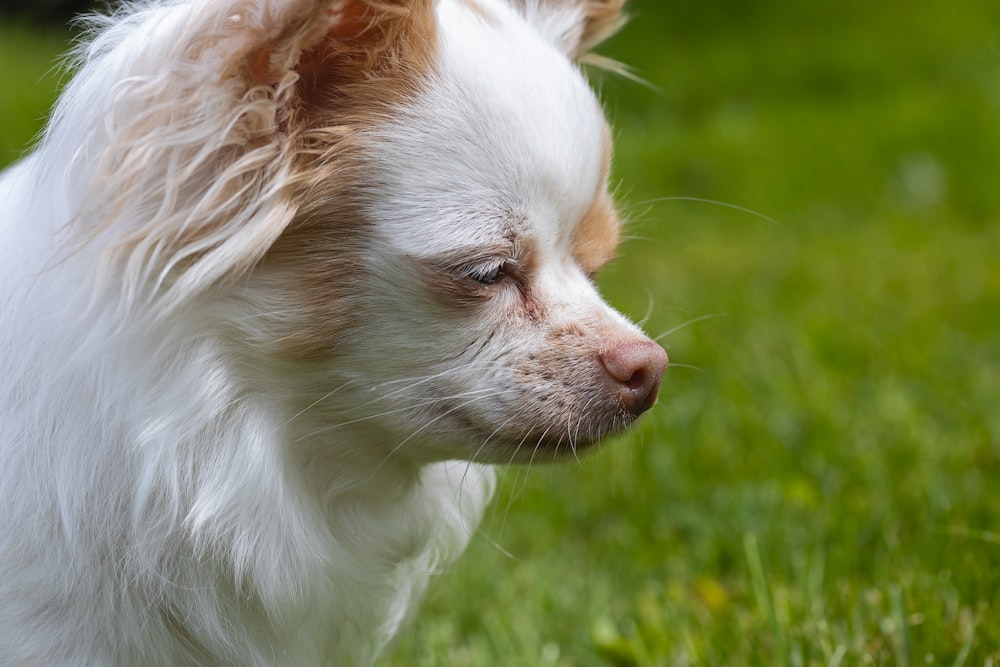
[623,367,647,392]
[598,340,669,415]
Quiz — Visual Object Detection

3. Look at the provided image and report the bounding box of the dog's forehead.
[365,0,611,260]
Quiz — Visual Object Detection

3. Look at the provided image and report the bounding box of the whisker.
[653,313,728,342]
[460,413,519,517]
[636,289,656,328]
[296,388,519,440]
[486,428,539,534]
[277,379,359,431]
[668,363,705,374]
[468,415,518,464]
[567,411,583,467]
[475,527,519,561]
[453,415,520,529]
[638,196,780,226]
[446,460,495,546]
[497,426,554,533]
[366,361,510,398]
[452,417,512,528]
[527,426,554,469]
[572,397,601,467]
[372,390,521,475]
[506,428,536,468]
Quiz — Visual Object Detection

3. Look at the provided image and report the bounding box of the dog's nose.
[598,340,669,415]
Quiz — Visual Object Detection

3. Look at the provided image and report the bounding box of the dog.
[0,0,667,664]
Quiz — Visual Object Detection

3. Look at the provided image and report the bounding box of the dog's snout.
[598,340,669,415]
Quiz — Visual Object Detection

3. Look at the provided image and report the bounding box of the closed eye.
[415,241,530,307]
[466,262,506,285]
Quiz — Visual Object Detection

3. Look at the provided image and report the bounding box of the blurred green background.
[2,1,999,664]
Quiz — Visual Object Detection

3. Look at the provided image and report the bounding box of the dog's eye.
[467,263,505,285]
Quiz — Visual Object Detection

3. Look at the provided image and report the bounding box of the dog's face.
[70,0,666,464]
[249,0,667,463]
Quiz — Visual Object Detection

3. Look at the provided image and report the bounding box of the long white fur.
[0,0,637,664]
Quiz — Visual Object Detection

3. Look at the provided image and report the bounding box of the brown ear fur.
[292,1,434,83]
[224,1,435,99]
[257,0,439,361]
[575,0,627,57]
[80,0,436,314]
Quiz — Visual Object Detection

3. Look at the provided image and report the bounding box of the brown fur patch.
[258,195,370,361]
[517,281,546,322]
[576,0,628,57]
[416,244,518,310]
[571,127,620,274]
[573,192,619,275]
[414,237,545,320]
[73,0,438,329]
[292,0,437,95]
[258,0,439,361]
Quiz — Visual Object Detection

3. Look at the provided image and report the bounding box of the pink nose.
[598,340,669,415]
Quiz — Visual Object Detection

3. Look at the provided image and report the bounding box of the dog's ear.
[510,0,627,62]
[73,1,434,315]
[231,0,435,94]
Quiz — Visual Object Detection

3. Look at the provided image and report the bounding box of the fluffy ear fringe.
[58,0,430,320]
[576,0,628,57]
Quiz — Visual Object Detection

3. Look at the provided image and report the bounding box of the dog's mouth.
[439,404,644,464]
[423,343,667,464]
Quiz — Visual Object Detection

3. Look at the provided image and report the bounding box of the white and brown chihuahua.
[0,0,667,664]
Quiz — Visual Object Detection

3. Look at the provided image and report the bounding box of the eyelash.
[464,262,598,286]
[465,261,510,286]
[469,265,503,285]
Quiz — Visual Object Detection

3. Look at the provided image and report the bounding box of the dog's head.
[65,0,666,463]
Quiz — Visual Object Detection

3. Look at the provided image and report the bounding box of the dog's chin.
[419,406,641,464]
[477,427,630,464]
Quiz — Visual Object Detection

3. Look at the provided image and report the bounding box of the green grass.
[3,2,1000,664]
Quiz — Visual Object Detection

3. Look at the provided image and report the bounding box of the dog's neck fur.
[0,204,493,663]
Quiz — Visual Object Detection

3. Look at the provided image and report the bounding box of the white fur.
[0,0,651,664]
